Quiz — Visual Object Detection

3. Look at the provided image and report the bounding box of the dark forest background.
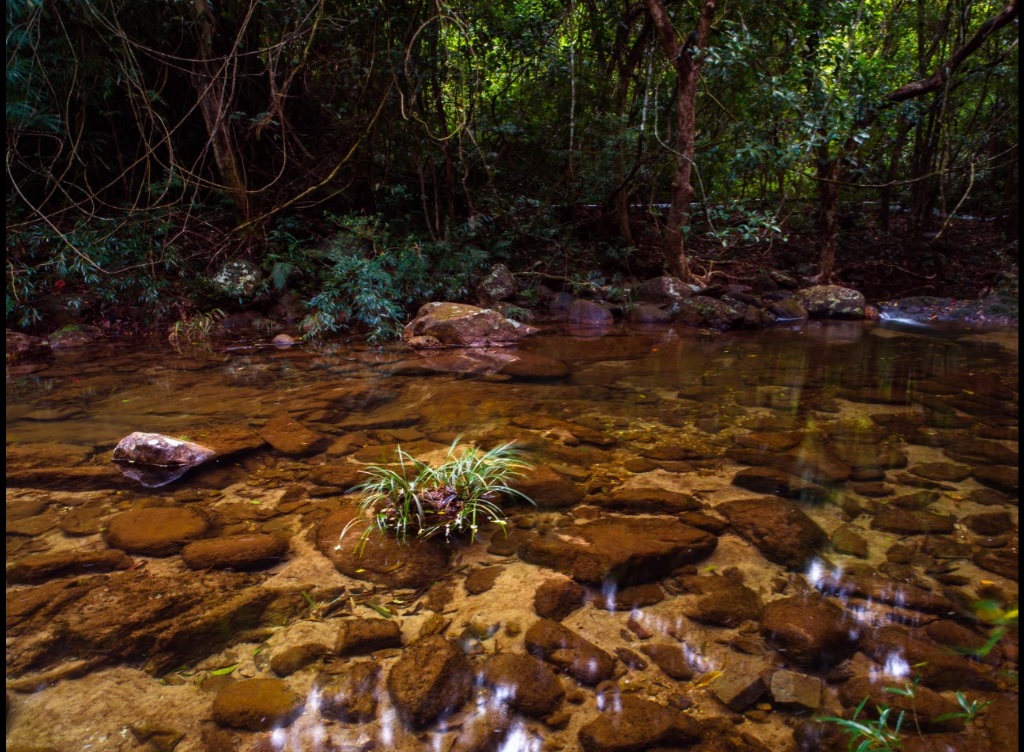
[6,0,1019,339]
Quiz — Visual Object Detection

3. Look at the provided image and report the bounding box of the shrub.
[342,438,533,549]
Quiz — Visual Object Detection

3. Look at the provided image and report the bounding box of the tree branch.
[883,0,1019,104]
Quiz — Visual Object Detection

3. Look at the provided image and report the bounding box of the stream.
[5,320,1019,752]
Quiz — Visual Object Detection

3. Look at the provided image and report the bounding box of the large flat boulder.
[315,505,451,589]
[402,302,524,348]
[717,497,827,569]
[517,514,717,585]
[796,285,866,318]
[386,635,473,729]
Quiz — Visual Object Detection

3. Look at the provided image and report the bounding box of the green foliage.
[957,600,1019,660]
[6,214,180,331]
[300,214,487,342]
[4,0,1019,326]
[342,439,534,550]
[933,692,991,725]
[168,308,225,347]
[817,696,906,752]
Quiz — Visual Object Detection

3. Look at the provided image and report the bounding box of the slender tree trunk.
[879,121,911,231]
[1002,146,1018,240]
[815,156,842,282]
[429,6,457,229]
[646,0,716,282]
[190,0,250,224]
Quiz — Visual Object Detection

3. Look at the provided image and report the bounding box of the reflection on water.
[5,321,1019,751]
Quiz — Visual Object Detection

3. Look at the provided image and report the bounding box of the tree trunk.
[813,0,1018,279]
[190,0,250,225]
[815,156,842,282]
[646,0,717,282]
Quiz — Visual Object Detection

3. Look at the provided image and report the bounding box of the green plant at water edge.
[817,696,906,752]
[168,308,226,345]
[342,439,533,549]
[933,692,992,726]
[959,600,1018,660]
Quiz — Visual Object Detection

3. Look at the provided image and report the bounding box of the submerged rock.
[511,466,584,508]
[717,497,827,569]
[7,571,276,676]
[258,414,327,456]
[335,618,403,656]
[319,661,381,723]
[870,508,956,535]
[518,514,717,586]
[104,507,210,556]
[731,467,828,504]
[524,619,616,686]
[481,653,565,718]
[678,575,764,627]
[181,534,289,571]
[315,506,450,589]
[640,642,695,680]
[861,625,998,691]
[760,595,857,669]
[577,695,699,752]
[533,577,587,621]
[386,635,473,729]
[6,550,132,584]
[211,678,304,731]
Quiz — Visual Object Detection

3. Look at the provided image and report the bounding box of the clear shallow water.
[5,321,1019,752]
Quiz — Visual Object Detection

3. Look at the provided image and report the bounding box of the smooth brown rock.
[760,595,857,669]
[964,511,1014,536]
[336,618,403,656]
[511,466,584,509]
[731,467,828,504]
[871,508,956,535]
[316,506,450,589]
[464,566,505,595]
[6,549,132,584]
[319,661,381,723]
[270,643,329,676]
[717,497,827,569]
[104,507,210,556]
[640,643,695,680]
[944,439,1018,466]
[678,576,763,627]
[211,678,305,731]
[596,486,703,514]
[524,619,616,686]
[578,695,699,752]
[481,653,565,718]
[386,635,473,729]
[181,534,288,571]
[258,414,328,456]
[594,583,665,611]
[860,625,998,691]
[534,577,586,621]
[518,515,717,586]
